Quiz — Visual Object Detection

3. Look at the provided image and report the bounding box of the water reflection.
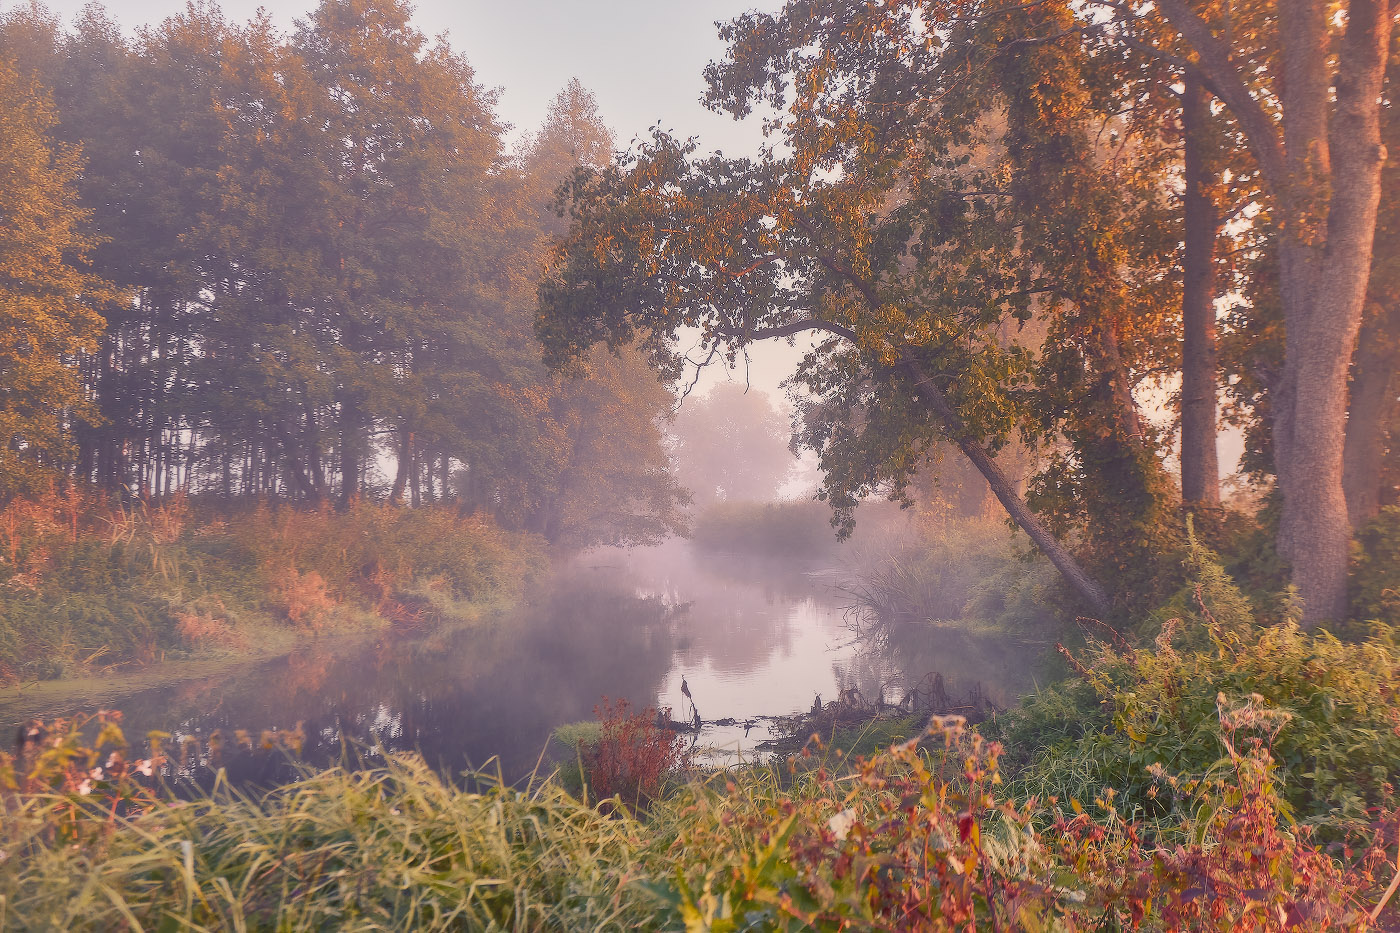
[4,540,1043,785]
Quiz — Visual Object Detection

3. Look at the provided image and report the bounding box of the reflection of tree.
[673,384,798,505]
[599,541,842,677]
[834,623,1042,709]
[105,574,679,786]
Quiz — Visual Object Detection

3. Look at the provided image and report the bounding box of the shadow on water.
[5,540,1046,787]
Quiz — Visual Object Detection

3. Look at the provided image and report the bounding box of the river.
[3,540,1043,786]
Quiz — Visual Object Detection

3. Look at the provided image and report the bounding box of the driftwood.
[756,673,999,753]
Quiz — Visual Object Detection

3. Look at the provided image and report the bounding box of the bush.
[1354,506,1400,624]
[840,516,1058,630]
[994,540,1400,839]
[579,698,689,807]
[653,715,1392,931]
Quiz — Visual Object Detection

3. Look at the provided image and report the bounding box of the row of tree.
[0,0,687,547]
[537,0,1400,623]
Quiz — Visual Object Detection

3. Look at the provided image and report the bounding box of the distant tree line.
[0,0,687,548]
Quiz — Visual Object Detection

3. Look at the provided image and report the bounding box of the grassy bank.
[3,545,1397,931]
[0,489,546,685]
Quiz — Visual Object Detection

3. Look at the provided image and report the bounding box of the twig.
[1371,841,1400,924]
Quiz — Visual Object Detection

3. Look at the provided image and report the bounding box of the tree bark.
[337,395,364,507]
[390,423,412,504]
[1343,303,1400,529]
[1180,77,1222,508]
[1273,0,1391,624]
[1165,0,1392,624]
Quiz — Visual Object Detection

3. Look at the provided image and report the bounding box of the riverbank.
[0,592,521,725]
[5,581,1397,932]
[0,491,546,687]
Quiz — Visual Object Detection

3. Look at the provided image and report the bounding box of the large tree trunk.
[1180,76,1221,508]
[1273,0,1390,624]
[901,358,1113,617]
[1343,303,1400,529]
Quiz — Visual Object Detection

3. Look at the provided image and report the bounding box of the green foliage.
[1354,506,1400,624]
[842,516,1058,630]
[996,545,1400,838]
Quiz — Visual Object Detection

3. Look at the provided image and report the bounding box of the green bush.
[1354,505,1400,624]
[994,540,1400,838]
[841,516,1058,630]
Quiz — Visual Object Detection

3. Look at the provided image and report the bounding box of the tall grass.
[2,757,658,930]
[6,708,1391,931]
[0,488,546,683]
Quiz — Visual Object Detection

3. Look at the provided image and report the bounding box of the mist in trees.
[538,0,1400,625]
[0,0,685,549]
[672,384,800,506]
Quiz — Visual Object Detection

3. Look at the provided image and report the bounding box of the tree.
[0,52,109,493]
[1096,0,1392,622]
[539,0,1224,617]
[673,383,798,505]
[1178,76,1225,509]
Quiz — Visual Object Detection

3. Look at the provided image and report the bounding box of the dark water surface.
[5,541,1042,785]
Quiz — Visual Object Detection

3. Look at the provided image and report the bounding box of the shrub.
[654,715,1391,931]
[581,698,689,806]
[1354,506,1400,624]
[994,541,1400,839]
[0,490,546,682]
[840,516,1058,630]
[691,499,838,558]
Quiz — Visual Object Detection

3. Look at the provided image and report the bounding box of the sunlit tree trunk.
[1343,303,1400,529]
[1180,76,1222,508]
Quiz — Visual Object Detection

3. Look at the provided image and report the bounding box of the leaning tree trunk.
[901,358,1113,617]
[1180,76,1222,508]
[1343,303,1400,530]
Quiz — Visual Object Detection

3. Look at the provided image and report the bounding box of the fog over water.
[3,540,1040,787]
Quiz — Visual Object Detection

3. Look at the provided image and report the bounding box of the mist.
[1,0,1395,926]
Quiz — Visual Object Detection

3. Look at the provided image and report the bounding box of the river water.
[5,541,1042,786]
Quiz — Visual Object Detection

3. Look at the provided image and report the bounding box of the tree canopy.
[0,0,686,549]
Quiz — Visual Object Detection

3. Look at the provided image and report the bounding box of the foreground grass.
[1,755,659,931]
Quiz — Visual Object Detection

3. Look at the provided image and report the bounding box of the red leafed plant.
[582,697,688,806]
